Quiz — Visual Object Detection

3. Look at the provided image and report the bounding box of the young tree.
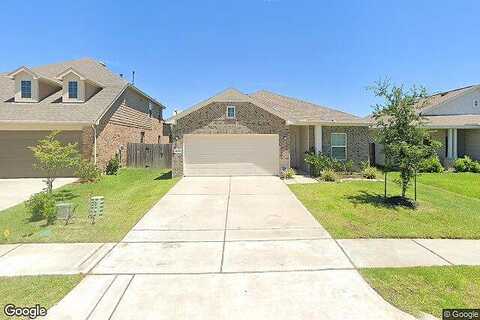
[371,80,440,199]
[29,131,80,192]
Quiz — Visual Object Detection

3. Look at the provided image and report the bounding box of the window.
[474,99,479,108]
[68,81,78,99]
[140,131,145,143]
[148,102,153,118]
[21,80,32,98]
[331,133,347,160]
[226,106,236,119]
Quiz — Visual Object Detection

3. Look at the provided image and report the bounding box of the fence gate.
[127,143,172,169]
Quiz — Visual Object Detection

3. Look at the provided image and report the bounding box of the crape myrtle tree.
[29,131,80,193]
[371,80,440,199]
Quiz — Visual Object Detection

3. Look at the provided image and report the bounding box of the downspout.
[91,124,97,165]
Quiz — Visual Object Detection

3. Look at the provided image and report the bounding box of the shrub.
[76,160,102,183]
[304,152,331,177]
[321,169,337,182]
[344,160,354,175]
[362,166,377,179]
[454,156,480,173]
[281,167,296,179]
[25,192,56,224]
[105,155,121,175]
[419,156,444,173]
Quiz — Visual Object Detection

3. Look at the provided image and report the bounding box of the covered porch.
[430,128,480,165]
[288,124,369,172]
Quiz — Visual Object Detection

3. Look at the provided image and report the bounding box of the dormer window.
[226,105,236,119]
[68,81,78,99]
[56,67,102,103]
[21,80,32,99]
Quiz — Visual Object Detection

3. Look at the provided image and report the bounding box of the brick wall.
[322,126,370,167]
[83,87,168,169]
[172,101,289,177]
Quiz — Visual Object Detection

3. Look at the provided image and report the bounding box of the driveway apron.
[47,176,415,320]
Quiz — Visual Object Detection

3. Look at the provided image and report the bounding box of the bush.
[76,160,102,183]
[304,152,331,177]
[454,156,480,173]
[281,167,296,179]
[105,155,121,175]
[362,166,377,179]
[321,169,337,182]
[25,192,56,224]
[344,160,354,175]
[419,156,444,173]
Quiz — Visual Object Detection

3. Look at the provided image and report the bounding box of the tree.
[29,131,80,193]
[371,80,440,199]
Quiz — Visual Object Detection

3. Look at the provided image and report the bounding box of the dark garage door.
[0,131,82,178]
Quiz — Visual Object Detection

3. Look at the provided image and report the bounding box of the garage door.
[0,131,82,178]
[184,134,279,176]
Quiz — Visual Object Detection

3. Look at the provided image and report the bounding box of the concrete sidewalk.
[1,238,480,276]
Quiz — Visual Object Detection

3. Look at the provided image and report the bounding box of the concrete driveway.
[0,178,77,211]
[47,176,414,320]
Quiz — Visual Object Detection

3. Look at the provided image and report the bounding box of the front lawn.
[289,173,480,238]
[417,172,480,200]
[360,266,480,318]
[0,275,82,320]
[0,169,178,243]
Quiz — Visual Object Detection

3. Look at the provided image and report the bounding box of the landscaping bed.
[0,169,178,243]
[289,173,480,239]
[360,266,480,319]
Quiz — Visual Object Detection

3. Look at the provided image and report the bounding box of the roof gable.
[168,88,288,123]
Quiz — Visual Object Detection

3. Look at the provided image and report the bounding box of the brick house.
[168,88,371,177]
[0,58,168,178]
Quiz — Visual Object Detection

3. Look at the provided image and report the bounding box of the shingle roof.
[250,90,370,125]
[423,114,480,128]
[168,88,369,125]
[0,58,164,124]
[416,85,479,114]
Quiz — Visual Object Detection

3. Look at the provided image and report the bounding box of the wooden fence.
[127,143,172,169]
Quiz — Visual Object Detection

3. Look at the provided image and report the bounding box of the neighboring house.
[372,85,480,166]
[0,58,168,178]
[167,88,370,177]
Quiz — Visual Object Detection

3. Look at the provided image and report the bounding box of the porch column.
[315,125,322,155]
[453,128,458,159]
[447,128,458,159]
[447,129,453,159]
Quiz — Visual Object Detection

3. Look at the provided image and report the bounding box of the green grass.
[0,168,178,243]
[289,173,480,238]
[360,266,480,318]
[417,172,480,200]
[0,275,82,320]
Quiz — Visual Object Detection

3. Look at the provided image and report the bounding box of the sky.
[1,0,479,118]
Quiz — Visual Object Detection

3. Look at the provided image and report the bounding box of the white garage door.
[184,134,279,176]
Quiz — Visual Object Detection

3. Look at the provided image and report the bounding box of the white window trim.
[331,133,347,161]
[226,105,236,119]
[68,81,78,99]
[21,80,32,99]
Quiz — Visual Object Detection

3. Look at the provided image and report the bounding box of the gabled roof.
[168,88,369,126]
[168,88,287,123]
[416,85,480,114]
[0,58,165,124]
[8,66,61,86]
